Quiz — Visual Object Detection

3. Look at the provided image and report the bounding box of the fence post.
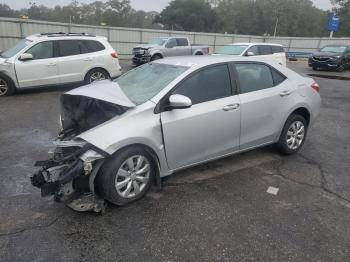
[107,27,111,42]
[140,30,143,44]
[316,38,322,50]
[232,34,235,43]
[288,39,292,52]
[19,20,24,39]
[193,32,196,44]
[213,35,217,52]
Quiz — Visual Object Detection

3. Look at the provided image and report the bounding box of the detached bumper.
[31,143,107,213]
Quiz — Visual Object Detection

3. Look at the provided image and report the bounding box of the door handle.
[223,103,240,111]
[47,62,57,67]
[280,90,292,97]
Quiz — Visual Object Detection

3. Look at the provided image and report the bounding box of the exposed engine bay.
[31,82,135,213]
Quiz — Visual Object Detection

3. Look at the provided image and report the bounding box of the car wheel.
[277,114,308,155]
[151,54,162,61]
[96,146,155,206]
[0,75,15,97]
[85,69,109,84]
[312,66,318,71]
[337,62,345,72]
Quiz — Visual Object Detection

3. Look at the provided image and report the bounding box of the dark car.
[308,45,350,72]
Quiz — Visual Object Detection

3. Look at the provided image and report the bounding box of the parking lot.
[0,60,350,261]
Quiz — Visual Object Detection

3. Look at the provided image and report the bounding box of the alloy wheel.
[89,71,106,83]
[0,78,8,96]
[115,155,151,199]
[286,121,305,150]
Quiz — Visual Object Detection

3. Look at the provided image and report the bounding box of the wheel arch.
[98,143,162,189]
[151,53,163,60]
[0,71,16,95]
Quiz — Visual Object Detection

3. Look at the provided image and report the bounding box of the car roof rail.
[39,32,96,37]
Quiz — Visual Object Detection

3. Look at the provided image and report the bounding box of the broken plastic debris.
[267,186,279,195]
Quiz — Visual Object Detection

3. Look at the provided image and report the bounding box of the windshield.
[320,46,346,53]
[1,39,31,58]
[115,63,189,105]
[148,38,168,46]
[215,45,248,55]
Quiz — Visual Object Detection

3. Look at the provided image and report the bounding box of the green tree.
[156,0,222,32]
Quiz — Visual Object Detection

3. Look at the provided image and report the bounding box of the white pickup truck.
[132,37,210,65]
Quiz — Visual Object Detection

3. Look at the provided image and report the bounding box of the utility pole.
[273,17,279,37]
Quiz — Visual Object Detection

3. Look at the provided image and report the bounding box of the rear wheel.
[0,75,15,97]
[277,114,308,155]
[84,69,109,84]
[96,146,155,206]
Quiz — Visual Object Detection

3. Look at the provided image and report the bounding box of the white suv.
[0,33,122,96]
[214,43,287,66]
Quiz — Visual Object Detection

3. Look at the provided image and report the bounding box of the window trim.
[231,61,287,95]
[155,62,238,113]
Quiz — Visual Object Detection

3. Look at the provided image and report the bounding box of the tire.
[195,52,203,55]
[84,68,109,85]
[312,66,318,71]
[0,75,15,97]
[277,114,308,155]
[337,61,345,72]
[151,54,162,61]
[95,146,156,206]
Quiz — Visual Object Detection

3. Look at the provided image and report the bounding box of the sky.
[0,0,333,12]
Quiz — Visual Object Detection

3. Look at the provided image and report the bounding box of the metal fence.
[0,17,349,58]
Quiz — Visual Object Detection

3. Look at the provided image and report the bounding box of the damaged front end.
[31,81,136,213]
[31,139,107,213]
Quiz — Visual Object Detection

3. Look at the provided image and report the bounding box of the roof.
[228,42,283,47]
[26,33,107,41]
[154,55,278,68]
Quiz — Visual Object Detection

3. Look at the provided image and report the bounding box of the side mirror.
[169,94,192,109]
[246,51,255,56]
[19,53,33,61]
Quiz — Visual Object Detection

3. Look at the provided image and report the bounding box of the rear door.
[57,40,94,84]
[234,62,295,149]
[161,64,241,170]
[15,41,59,88]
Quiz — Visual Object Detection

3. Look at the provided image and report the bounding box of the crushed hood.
[65,80,136,108]
[60,80,136,137]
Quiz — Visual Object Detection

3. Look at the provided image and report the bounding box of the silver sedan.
[31,56,321,212]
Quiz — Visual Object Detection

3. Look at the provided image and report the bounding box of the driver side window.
[246,45,259,56]
[166,38,177,48]
[25,41,54,60]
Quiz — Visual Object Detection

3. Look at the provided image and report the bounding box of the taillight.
[311,82,320,93]
[111,51,118,58]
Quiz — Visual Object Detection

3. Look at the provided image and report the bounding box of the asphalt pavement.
[0,60,349,262]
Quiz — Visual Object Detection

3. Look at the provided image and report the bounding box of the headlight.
[80,150,104,163]
[333,56,341,59]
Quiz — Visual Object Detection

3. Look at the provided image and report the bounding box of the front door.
[161,64,241,170]
[15,41,59,88]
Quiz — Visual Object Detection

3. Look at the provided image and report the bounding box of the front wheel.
[96,146,155,206]
[151,54,162,61]
[0,75,15,97]
[277,114,308,155]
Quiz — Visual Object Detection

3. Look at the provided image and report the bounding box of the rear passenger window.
[174,64,232,105]
[82,40,105,53]
[58,40,80,57]
[235,63,274,93]
[176,38,189,46]
[259,45,272,55]
[246,45,259,56]
[271,68,286,85]
[271,46,284,53]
